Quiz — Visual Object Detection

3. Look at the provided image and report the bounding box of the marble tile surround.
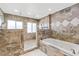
[0,29,23,56]
[51,4,79,43]
[51,4,79,34]
[38,3,79,44]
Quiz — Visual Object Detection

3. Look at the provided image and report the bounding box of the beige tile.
[24,40,37,51]
[21,49,47,56]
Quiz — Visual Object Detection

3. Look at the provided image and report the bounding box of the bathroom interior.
[0,3,79,56]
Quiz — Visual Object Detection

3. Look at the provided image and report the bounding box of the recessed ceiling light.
[48,8,52,11]
[14,9,19,12]
[27,12,31,15]
[48,8,53,14]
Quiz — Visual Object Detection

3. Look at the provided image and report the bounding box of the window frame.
[7,20,23,29]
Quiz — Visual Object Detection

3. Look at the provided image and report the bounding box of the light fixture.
[14,9,22,15]
[48,8,52,11]
[14,9,19,12]
[48,8,53,14]
[27,12,31,15]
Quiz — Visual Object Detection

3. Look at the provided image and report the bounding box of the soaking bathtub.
[41,38,79,56]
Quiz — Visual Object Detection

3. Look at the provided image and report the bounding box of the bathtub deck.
[40,38,79,56]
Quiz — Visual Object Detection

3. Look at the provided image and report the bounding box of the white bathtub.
[42,38,79,56]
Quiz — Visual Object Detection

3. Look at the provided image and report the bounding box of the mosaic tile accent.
[51,4,79,43]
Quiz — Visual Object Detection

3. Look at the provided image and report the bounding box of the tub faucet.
[71,49,76,54]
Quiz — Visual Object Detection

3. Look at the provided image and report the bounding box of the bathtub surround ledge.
[40,38,79,56]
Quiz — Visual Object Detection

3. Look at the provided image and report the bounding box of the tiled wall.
[37,16,52,46]
[0,29,23,56]
[38,3,79,44]
[4,13,38,41]
[39,16,49,29]
[0,13,38,55]
[51,3,79,43]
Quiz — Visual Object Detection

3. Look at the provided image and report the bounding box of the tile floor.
[24,40,37,51]
[21,49,47,56]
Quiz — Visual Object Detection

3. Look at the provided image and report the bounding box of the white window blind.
[16,21,23,29]
[7,20,16,29]
[33,23,36,32]
[27,22,37,33]
[7,20,23,29]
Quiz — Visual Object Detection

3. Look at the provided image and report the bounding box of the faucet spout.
[71,49,76,54]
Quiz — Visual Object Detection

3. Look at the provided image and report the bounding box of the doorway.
[23,22,37,51]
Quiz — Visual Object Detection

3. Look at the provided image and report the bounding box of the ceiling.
[0,3,75,19]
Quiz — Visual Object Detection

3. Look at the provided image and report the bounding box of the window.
[0,17,2,29]
[33,23,36,32]
[27,22,37,33]
[16,21,23,29]
[27,23,32,33]
[0,18,2,27]
[7,20,16,29]
[7,20,23,29]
